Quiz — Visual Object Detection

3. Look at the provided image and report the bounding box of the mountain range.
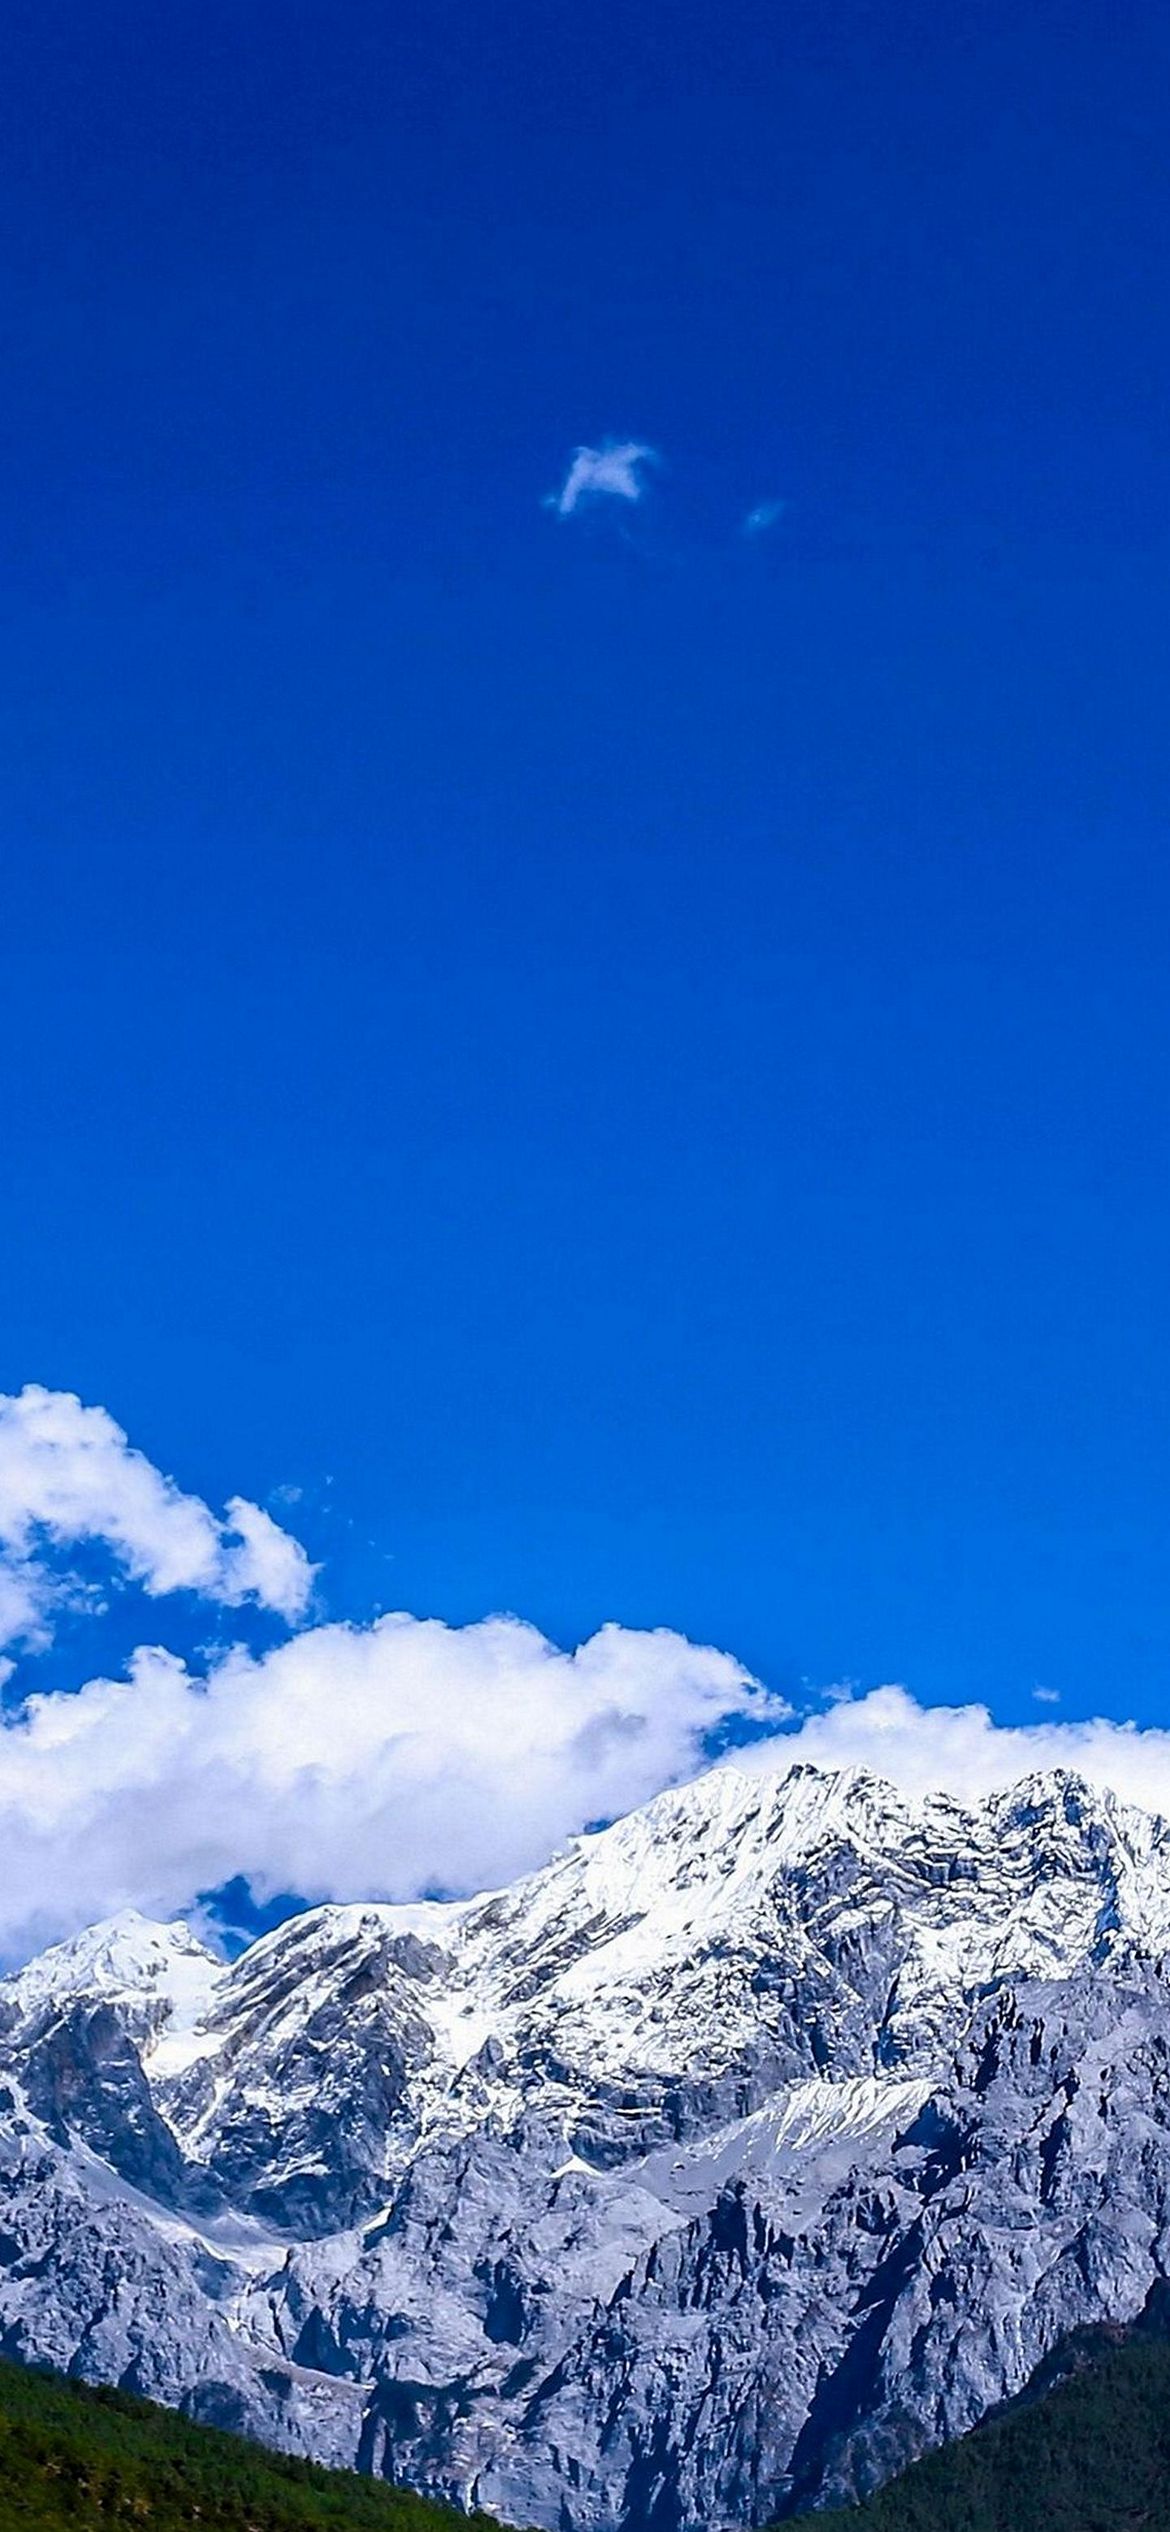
[3,1756,1170,2529]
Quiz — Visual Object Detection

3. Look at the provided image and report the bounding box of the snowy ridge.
[3,1757,1170,2526]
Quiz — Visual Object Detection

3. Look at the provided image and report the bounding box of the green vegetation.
[808,2329,1170,2531]
[3,2324,1170,2532]
[0,2358,496,2531]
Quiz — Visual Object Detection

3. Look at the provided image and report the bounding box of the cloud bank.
[547,440,658,517]
[0,1614,775,1960]
[5,1387,1170,1967]
[0,1385,314,1651]
[0,1387,785,1958]
[743,1681,1170,1818]
[10,1648,1170,1967]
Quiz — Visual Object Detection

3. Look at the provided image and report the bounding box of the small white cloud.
[220,1496,315,1626]
[1032,1685,1061,1706]
[547,439,658,519]
[742,498,786,537]
[0,1386,314,1650]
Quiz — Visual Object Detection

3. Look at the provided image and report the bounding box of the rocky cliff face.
[2,1760,1170,2529]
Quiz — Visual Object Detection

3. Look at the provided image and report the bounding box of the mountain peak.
[0,1906,222,2031]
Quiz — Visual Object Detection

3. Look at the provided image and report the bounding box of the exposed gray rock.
[3,1762,1170,2529]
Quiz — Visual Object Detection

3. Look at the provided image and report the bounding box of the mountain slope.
[808,2303,1170,2531]
[3,1761,1170,2528]
[0,2354,497,2530]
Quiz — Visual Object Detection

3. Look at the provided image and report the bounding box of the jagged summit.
[5,1758,1149,2006]
[2,1755,1170,2530]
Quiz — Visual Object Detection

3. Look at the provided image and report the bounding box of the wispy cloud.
[546,439,658,519]
[741,497,787,537]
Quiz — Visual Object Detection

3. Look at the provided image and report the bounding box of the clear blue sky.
[2,0,1168,1728]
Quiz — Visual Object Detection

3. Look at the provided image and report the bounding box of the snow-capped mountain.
[3,1757,1170,2528]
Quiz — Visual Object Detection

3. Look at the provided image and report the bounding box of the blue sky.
[1,0,1169,1799]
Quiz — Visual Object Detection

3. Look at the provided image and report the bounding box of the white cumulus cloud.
[0,1385,314,1650]
[547,439,658,518]
[736,1680,1170,1815]
[5,1389,1170,1974]
[0,1613,778,1959]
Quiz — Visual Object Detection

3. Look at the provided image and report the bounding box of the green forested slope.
[2,2327,1170,2532]
[807,2329,1170,2532]
[0,2359,497,2531]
